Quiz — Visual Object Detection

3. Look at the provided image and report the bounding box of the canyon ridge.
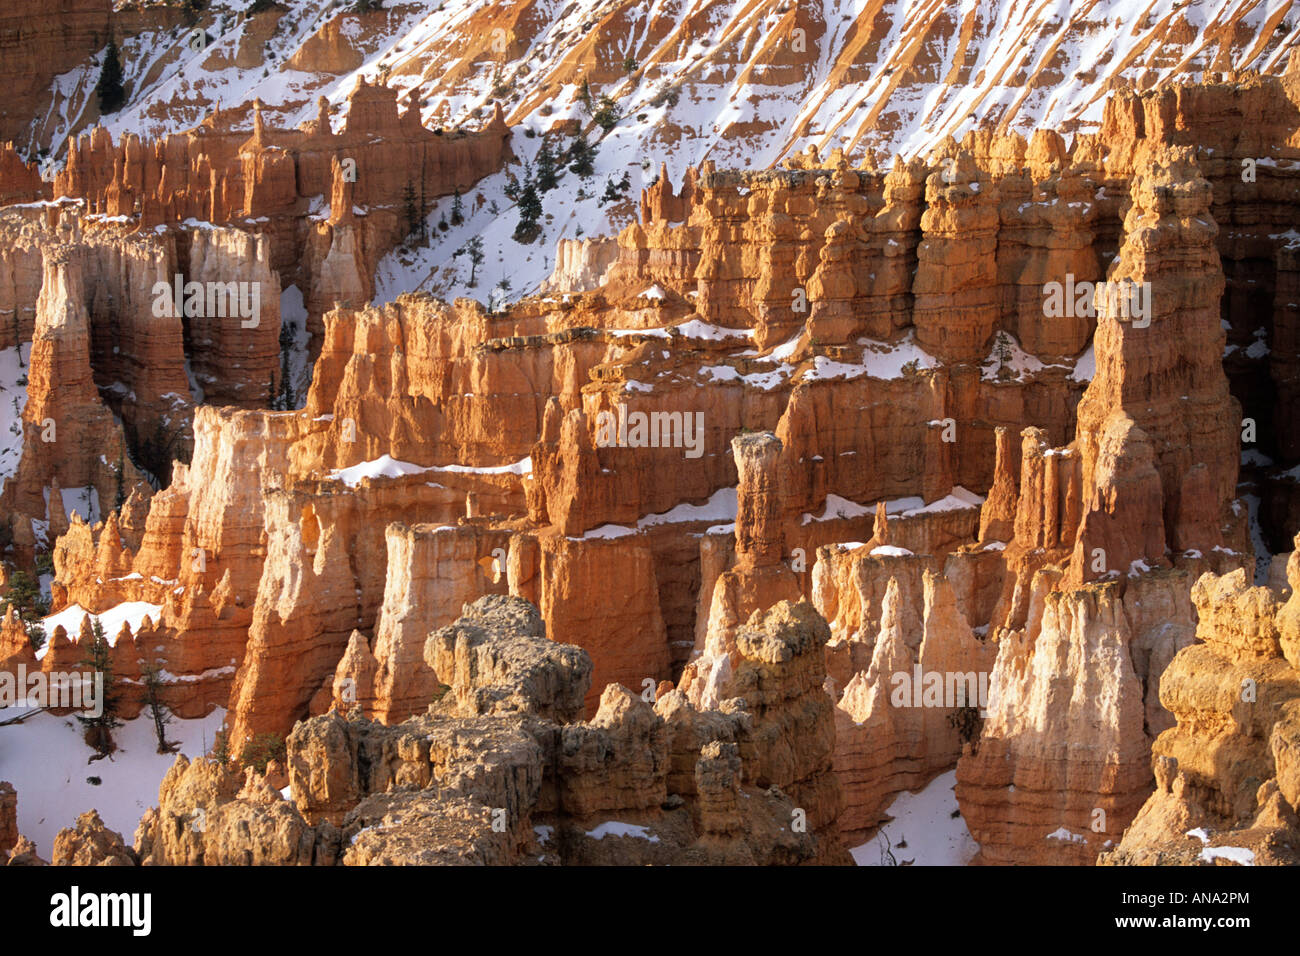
[0,0,1297,879]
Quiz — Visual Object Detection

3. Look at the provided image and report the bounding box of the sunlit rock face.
[1,2,1299,868]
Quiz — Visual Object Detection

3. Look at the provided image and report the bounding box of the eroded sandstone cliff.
[2,29,1299,869]
[78,596,849,866]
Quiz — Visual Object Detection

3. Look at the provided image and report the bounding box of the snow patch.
[850,770,977,866]
[0,707,226,858]
[585,821,660,843]
[39,602,164,657]
[1199,846,1255,866]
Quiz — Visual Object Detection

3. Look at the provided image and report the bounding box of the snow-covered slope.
[0,708,226,858]
[19,0,1300,305]
[61,0,1298,160]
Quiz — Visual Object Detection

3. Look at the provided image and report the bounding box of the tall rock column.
[1073,147,1240,559]
[978,426,1018,544]
[832,569,996,843]
[724,600,851,865]
[7,254,137,556]
[1066,414,1167,587]
[956,574,1167,864]
[681,432,800,708]
[225,487,364,750]
[732,431,785,568]
[186,227,283,409]
[369,522,510,724]
[913,149,999,362]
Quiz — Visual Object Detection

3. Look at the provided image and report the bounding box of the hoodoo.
[0,0,1297,901]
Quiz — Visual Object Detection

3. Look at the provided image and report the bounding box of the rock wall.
[5,64,1300,870]
[104,596,849,865]
[956,571,1196,864]
[0,0,113,145]
[1101,547,1300,866]
[0,781,16,857]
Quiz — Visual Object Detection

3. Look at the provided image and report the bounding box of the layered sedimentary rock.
[0,608,37,675]
[120,596,848,866]
[4,248,152,562]
[956,570,1196,864]
[0,144,46,206]
[0,782,16,857]
[831,569,996,842]
[913,150,999,363]
[183,226,283,408]
[0,0,113,144]
[368,522,511,723]
[3,35,1299,871]
[540,237,619,294]
[55,84,510,246]
[299,294,593,473]
[38,83,511,361]
[1095,69,1300,525]
[535,531,671,714]
[1072,148,1240,570]
[1101,549,1300,865]
[682,432,801,700]
[978,426,1019,544]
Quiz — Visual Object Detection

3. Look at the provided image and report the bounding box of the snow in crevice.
[279,284,313,409]
[850,770,978,866]
[0,344,32,497]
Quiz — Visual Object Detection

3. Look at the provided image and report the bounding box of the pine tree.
[96,39,126,115]
[239,733,286,774]
[995,331,1013,382]
[24,620,46,655]
[1,570,49,652]
[114,453,126,512]
[601,171,632,206]
[77,618,121,756]
[401,182,421,243]
[451,189,464,225]
[593,94,621,131]
[519,180,542,224]
[578,78,593,114]
[278,318,295,410]
[947,705,983,753]
[490,277,513,313]
[211,730,231,767]
[463,236,484,287]
[513,179,542,242]
[536,140,558,192]
[34,548,53,573]
[568,135,596,177]
[141,660,176,754]
[418,177,428,242]
[600,176,618,206]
